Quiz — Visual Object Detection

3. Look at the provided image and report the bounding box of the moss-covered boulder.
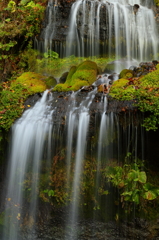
[59,72,69,83]
[45,76,57,87]
[53,60,98,92]
[97,66,103,74]
[0,72,52,130]
[15,72,56,91]
[119,69,134,79]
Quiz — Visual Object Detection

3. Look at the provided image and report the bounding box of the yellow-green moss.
[154,0,159,6]
[66,66,77,82]
[111,78,129,88]
[0,72,52,130]
[45,76,57,88]
[109,78,135,100]
[53,60,97,92]
[14,72,48,93]
[119,69,134,79]
[109,67,159,131]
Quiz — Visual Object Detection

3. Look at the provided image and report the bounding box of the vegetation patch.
[36,54,115,78]
[53,60,98,92]
[102,153,159,218]
[0,72,50,131]
[119,69,134,79]
[109,64,159,131]
[154,0,159,6]
[0,0,47,80]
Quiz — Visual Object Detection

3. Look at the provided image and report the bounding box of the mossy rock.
[119,69,134,79]
[97,66,103,74]
[14,72,49,93]
[53,60,97,92]
[0,72,51,131]
[59,72,69,83]
[111,78,129,88]
[66,66,77,83]
[156,64,159,70]
[104,62,116,73]
[45,76,57,88]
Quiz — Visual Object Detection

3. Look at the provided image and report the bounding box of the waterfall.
[36,0,58,54]
[1,1,157,238]
[1,86,148,239]
[42,0,159,61]
[2,90,54,240]
[65,88,97,240]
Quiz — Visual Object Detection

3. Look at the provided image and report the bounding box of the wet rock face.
[24,90,136,116]
[39,0,159,55]
[39,0,115,45]
[129,60,158,77]
[76,2,115,42]
[40,0,76,43]
[19,208,159,240]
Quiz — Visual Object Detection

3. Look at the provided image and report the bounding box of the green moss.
[53,83,67,92]
[14,72,48,93]
[134,69,159,131]
[0,72,49,130]
[36,56,115,78]
[53,60,97,92]
[45,76,57,88]
[69,80,89,91]
[111,78,129,88]
[156,64,159,70]
[154,0,159,6]
[119,69,134,79]
[97,66,102,74]
[66,66,77,82]
[110,67,159,131]
[110,78,135,100]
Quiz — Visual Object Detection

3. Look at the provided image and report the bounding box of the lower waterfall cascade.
[1,84,152,239]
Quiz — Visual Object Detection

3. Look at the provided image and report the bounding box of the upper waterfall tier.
[38,0,159,61]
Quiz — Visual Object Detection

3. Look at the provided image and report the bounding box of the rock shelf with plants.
[0,72,54,131]
[109,61,159,131]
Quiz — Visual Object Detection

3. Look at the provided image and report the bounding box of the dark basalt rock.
[59,71,68,83]
[18,205,159,240]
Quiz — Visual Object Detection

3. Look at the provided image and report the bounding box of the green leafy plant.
[44,51,59,59]
[103,156,159,206]
[43,189,55,197]
[0,0,46,80]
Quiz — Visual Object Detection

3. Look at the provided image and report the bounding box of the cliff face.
[39,0,159,56]
[39,0,75,42]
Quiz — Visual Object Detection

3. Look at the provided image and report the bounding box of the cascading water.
[65,88,97,240]
[42,0,158,62]
[1,0,158,239]
[1,86,149,239]
[66,0,158,60]
[2,90,54,240]
[36,0,59,54]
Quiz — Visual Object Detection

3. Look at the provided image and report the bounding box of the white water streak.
[3,90,53,240]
